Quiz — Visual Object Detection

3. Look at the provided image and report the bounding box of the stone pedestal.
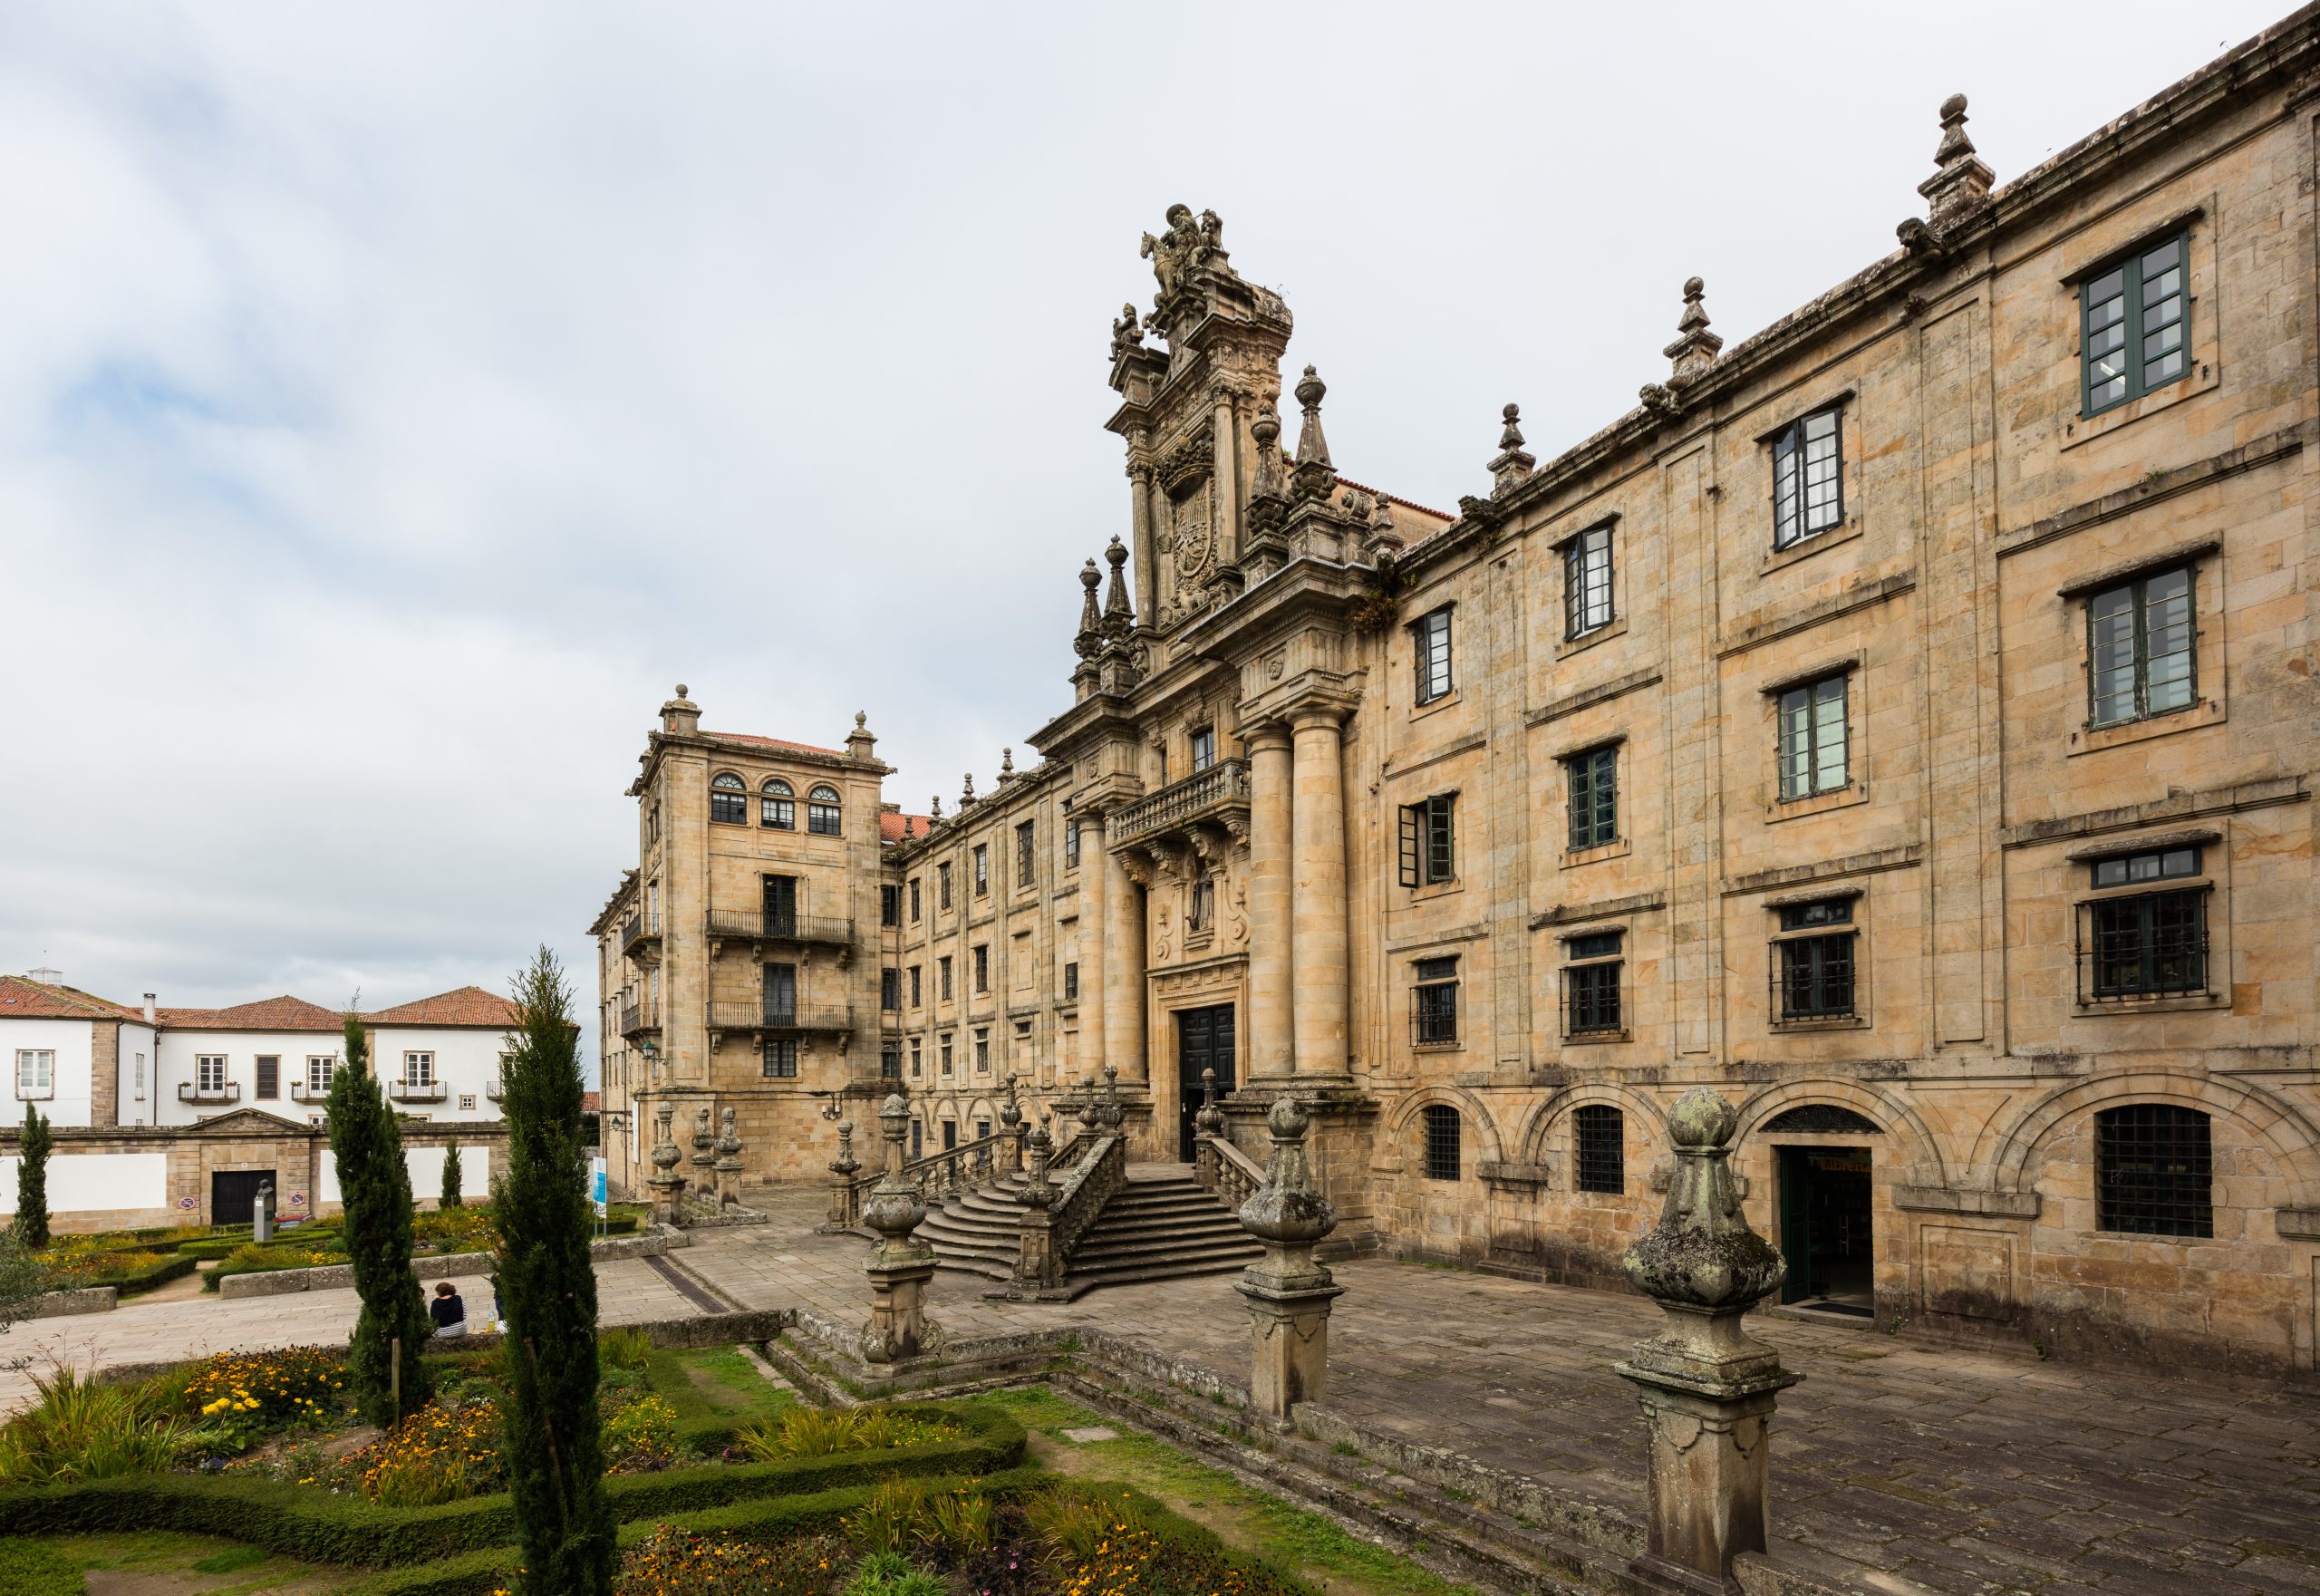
[645,1104,687,1228]
[860,1093,942,1365]
[1236,1096,1344,1426]
[999,1075,1025,1175]
[712,1108,744,1210]
[821,1120,863,1233]
[1614,1088,1800,1596]
[1013,1116,1060,1291]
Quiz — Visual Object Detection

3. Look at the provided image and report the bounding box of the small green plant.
[923,1484,995,1552]
[14,1103,52,1252]
[0,1364,186,1485]
[843,1548,946,1596]
[845,1474,933,1554]
[598,1326,653,1371]
[602,1392,679,1472]
[440,1137,464,1209]
[1024,1484,1147,1562]
[738,1404,958,1461]
[1330,1440,1365,1459]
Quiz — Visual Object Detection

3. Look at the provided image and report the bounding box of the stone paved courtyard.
[5,1185,2315,1595]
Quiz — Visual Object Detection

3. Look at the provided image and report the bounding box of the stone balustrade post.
[1014,1115,1060,1291]
[1194,1066,1225,1191]
[690,1106,717,1178]
[1236,1096,1344,1425]
[861,1093,942,1364]
[713,1107,744,1210]
[645,1104,686,1227]
[822,1119,862,1232]
[1615,1087,1801,1596]
[1097,1064,1126,1130]
[999,1074,1025,1175]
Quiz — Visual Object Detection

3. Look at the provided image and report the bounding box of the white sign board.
[591,1156,607,1218]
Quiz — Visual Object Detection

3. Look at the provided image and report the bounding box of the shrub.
[603,1395,679,1474]
[843,1548,945,1596]
[740,1407,961,1463]
[1023,1484,1147,1563]
[0,1536,82,1596]
[598,1328,652,1372]
[614,1523,847,1596]
[179,1346,346,1453]
[348,1397,507,1506]
[844,1475,933,1555]
[15,1104,51,1252]
[923,1485,994,1553]
[441,1140,464,1210]
[0,1366,184,1485]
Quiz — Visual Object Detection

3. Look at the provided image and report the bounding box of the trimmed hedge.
[0,1402,1023,1571]
[96,1253,199,1299]
[0,1537,84,1596]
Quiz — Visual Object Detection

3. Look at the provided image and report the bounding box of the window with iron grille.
[1422,1104,1461,1181]
[807,785,842,835]
[1412,956,1459,1046]
[1775,900,1856,1020]
[1564,523,1614,639]
[1574,1105,1625,1194]
[255,1055,279,1100]
[973,845,989,895]
[2087,566,2195,728]
[1413,607,1454,705]
[1776,673,1850,799]
[1397,795,1456,887]
[939,864,952,910]
[880,1041,901,1079]
[2082,234,2188,415]
[939,956,953,1001]
[880,969,900,1011]
[881,884,899,927]
[2086,891,2208,1001]
[909,877,923,922]
[760,779,795,829]
[1063,961,1078,1001]
[1064,817,1080,869]
[1771,407,1842,549]
[1016,821,1036,887]
[710,772,748,825]
[973,944,989,993]
[762,1039,798,1079]
[1566,746,1618,850]
[1563,932,1623,1037]
[1190,726,1216,772]
[2096,1104,2211,1237]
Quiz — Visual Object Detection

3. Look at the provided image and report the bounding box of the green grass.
[29,1529,358,1591]
[969,1387,1472,1596]
[640,1345,797,1431]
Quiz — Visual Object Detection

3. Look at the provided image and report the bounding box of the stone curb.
[30,1285,118,1319]
[215,1224,690,1300]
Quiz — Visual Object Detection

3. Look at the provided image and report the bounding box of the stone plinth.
[1236,1095,1344,1425]
[860,1092,942,1365]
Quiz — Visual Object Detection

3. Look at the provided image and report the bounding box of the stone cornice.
[1998,424,2307,559]
[1998,776,2308,851]
[1526,668,1664,729]
[628,730,886,798]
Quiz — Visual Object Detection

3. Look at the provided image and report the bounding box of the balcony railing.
[704,909,853,949]
[621,915,662,965]
[704,1001,854,1035]
[389,1079,448,1103]
[289,1080,331,1103]
[620,999,661,1038]
[484,1079,506,1102]
[1107,758,1249,849]
[179,1080,241,1105]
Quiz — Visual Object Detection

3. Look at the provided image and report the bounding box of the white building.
[2,974,517,1129]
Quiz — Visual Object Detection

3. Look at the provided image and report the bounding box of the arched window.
[1422,1104,1461,1181]
[1762,1104,1880,1136]
[2096,1104,2212,1238]
[807,784,842,836]
[709,772,747,825]
[760,779,795,830]
[1574,1105,1624,1193]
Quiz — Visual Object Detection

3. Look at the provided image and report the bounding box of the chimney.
[143,992,156,1026]
[660,683,701,737]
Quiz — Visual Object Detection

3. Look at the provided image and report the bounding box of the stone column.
[1103,843,1148,1083]
[1290,706,1349,1079]
[1236,1097,1344,1424]
[861,1094,943,1365]
[1129,462,1158,626]
[1212,391,1242,566]
[1077,812,1107,1081]
[1615,1088,1800,1595]
[1246,722,1296,1079]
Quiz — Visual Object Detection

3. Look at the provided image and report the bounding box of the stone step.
[1069,1235,1261,1271]
[1073,1214,1252,1249]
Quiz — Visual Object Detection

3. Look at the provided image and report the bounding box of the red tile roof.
[703,730,844,757]
[583,1091,601,1114]
[881,810,934,844]
[365,987,520,1028]
[0,976,147,1023]
[157,995,347,1032]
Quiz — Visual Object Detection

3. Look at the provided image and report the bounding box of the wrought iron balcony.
[620,999,661,1039]
[289,1080,331,1103]
[704,1001,853,1035]
[704,909,853,951]
[178,1080,240,1105]
[621,914,662,965]
[1106,758,1249,849]
[389,1079,448,1103]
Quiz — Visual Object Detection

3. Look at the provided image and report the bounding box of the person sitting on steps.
[429,1280,468,1338]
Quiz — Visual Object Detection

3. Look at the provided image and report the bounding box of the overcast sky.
[0,2,2288,1076]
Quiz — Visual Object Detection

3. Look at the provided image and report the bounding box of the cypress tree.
[495,947,613,1595]
[440,1138,463,1209]
[14,1103,51,1252]
[328,1013,434,1426]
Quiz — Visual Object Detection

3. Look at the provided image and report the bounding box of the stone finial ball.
[1268,1095,1310,1140]
[675,683,689,698]
[879,1093,909,1122]
[1503,402,1521,421]
[1666,1086,1738,1150]
[1682,276,1705,298]
[1941,92,1968,120]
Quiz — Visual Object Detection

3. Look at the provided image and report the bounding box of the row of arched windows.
[710,772,841,835]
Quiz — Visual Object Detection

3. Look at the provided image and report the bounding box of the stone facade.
[595,14,2320,1376]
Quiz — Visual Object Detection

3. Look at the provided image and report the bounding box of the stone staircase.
[916,1164,1260,1299]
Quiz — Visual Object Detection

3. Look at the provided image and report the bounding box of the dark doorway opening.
[212,1169,275,1227]
[762,875,797,937]
[1175,1004,1236,1160]
[1777,1146,1873,1316]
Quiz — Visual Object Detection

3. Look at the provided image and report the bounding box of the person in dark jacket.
[429,1280,468,1337]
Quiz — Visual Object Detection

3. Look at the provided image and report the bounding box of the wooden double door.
[1174,1004,1236,1161]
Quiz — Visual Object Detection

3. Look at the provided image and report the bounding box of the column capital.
[1287,701,1350,733]
[1239,721,1295,754]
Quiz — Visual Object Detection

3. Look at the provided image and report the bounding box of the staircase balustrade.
[1033,1132,1126,1286]
[847,1130,1011,1212]
[1198,1133,1268,1210]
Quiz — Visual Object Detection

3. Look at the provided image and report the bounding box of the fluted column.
[1290,706,1349,1079]
[1076,812,1106,1079]
[1103,842,1148,1083]
[1246,723,1296,1079]
[1128,461,1157,627]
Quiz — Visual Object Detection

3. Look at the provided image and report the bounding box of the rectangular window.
[763,1040,798,1079]
[909,965,923,1007]
[806,788,842,835]
[2083,233,2188,415]
[973,944,989,993]
[2088,566,2195,728]
[1412,956,1460,1045]
[2089,891,2208,1000]
[909,1038,923,1078]
[881,969,901,1011]
[909,878,923,923]
[880,1041,902,1080]
[135,1052,145,1097]
[459,1095,476,1111]
[2096,1105,2211,1237]
[1190,727,1216,772]
[1564,523,1614,638]
[1566,745,1619,850]
[1413,607,1454,704]
[1775,901,1856,1021]
[939,957,953,1001]
[1564,932,1623,1037]
[14,1049,54,1098]
[1063,817,1081,869]
[940,1035,953,1074]
[881,884,900,927]
[2091,846,2200,889]
[1063,961,1079,1001]
[1574,1104,1625,1194]
[710,779,748,825]
[973,845,989,896]
[306,1055,334,1094]
[1397,795,1456,887]
[1771,407,1842,549]
[761,789,794,829]
[199,1055,228,1094]
[974,1029,990,1071]
[404,1051,434,1086]
[939,864,952,911]
[1777,673,1850,800]
[253,1056,279,1100]
[1015,821,1035,888]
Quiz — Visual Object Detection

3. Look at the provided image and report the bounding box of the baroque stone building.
[599,13,2320,1377]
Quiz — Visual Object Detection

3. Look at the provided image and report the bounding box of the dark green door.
[1176,1005,1236,1160]
[1778,1147,1813,1301]
[1777,1146,1874,1313]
